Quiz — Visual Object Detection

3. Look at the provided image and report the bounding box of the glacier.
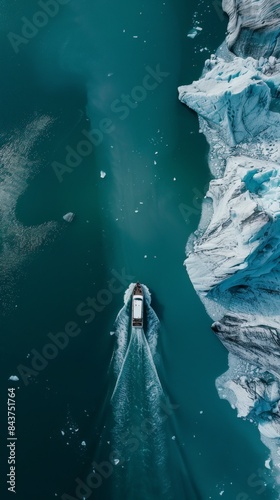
[179,0,280,479]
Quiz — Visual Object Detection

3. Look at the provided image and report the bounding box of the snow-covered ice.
[179,0,280,477]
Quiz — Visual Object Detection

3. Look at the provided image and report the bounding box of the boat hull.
[131,283,144,328]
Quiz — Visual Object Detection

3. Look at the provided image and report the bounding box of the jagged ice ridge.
[179,0,280,478]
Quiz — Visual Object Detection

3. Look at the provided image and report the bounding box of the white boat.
[132,282,144,328]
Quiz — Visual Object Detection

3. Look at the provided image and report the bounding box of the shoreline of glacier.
[179,0,280,484]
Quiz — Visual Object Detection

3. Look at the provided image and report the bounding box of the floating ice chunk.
[171,435,176,440]
[219,491,224,496]
[100,171,106,178]
[110,331,115,336]
[265,458,271,470]
[81,441,86,446]
[187,29,197,39]
[61,430,65,436]
[199,410,203,414]
[113,459,120,465]
[9,375,19,381]
[144,255,147,258]
[187,27,201,39]
[63,212,75,223]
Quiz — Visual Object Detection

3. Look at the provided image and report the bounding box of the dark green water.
[0,0,277,499]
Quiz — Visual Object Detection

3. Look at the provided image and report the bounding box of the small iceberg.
[9,375,19,381]
[100,171,106,178]
[63,212,75,223]
[187,26,202,39]
[265,458,271,470]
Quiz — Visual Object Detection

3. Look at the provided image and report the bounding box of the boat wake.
[110,284,170,499]
[112,283,159,377]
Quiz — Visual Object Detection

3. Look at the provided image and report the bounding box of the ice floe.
[63,212,75,223]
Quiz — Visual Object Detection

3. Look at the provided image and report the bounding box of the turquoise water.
[109,286,170,499]
[0,0,277,499]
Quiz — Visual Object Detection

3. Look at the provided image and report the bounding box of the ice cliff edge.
[179,0,280,473]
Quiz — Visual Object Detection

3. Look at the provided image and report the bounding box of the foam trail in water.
[143,284,160,358]
[110,284,170,499]
[113,283,159,376]
[0,116,59,311]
